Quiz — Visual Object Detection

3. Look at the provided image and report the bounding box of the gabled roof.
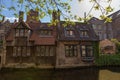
[6,21,56,45]
[88,17,105,24]
[6,20,98,45]
[108,10,120,20]
[13,21,31,30]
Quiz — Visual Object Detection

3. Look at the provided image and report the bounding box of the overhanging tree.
[0,0,115,23]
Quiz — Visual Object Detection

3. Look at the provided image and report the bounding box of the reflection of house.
[3,10,99,68]
[99,39,116,54]
[89,17,113,40]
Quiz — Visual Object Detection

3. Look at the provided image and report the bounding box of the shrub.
[95,54,120,66]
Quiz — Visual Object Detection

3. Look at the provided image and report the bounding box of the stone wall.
[56,41,94,68]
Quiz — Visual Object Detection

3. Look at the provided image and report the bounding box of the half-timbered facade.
[5,21,57,68]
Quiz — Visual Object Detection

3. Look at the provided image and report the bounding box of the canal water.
[0,67,120,80]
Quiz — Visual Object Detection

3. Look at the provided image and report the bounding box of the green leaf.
[8,6,16,11]
[105,6,113,14]
[94,5,99,10]
[35,6,39,12]
[13,13,19,18]
[100,15,106,19]
[18,0,23,3]
[48,10,52,15]
[105,17,112,23]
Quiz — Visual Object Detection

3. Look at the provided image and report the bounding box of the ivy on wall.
[95,54,120,66]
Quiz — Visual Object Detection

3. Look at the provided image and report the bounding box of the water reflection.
[0,67,99,80]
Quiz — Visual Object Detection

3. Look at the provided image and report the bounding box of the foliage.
[0,40,3,45]
[78,0,114,22]
[95,39,120,66]
[0,0,72,22]
[93,41,99,59]
[111,39,120,53]
[0,0,115,23]
[95,54,120,66]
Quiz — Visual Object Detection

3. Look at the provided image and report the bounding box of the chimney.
[52,9,60,22]
[14,19,17,23]
[19,11,24,22]
[26,9,40,23]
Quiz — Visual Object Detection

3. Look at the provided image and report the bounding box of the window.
[22,47,27,57]
[13,46,31,57]
[80,45,93,61]
[40,46,46,56]
[15,29,19,37]
[27,47,31,56]
[15,29,30,37]
[92,24,96,29]
[36,46,55,56]
[13,47,21,57]
[39,30,52,36]
[20,29,25,36]
[13,47,17,56]
[66,30,74,37]
[97,31,101,35]
[80,30,88,37]
[65,45,77,57]
[97,31,102,39]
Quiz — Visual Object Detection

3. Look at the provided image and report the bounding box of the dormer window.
[20,29,24,36]
[15,29,30,37]
[15,29,19,36]
[39,30,52,36]
[80,30,88,37]
[66,30,74,37]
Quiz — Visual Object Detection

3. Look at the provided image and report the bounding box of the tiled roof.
[6,21,56,45]
[108,10,120,20]
[6,21,98,45]
[34,37,55,45]
[29,30,56,45]
[13,21,32,29]
[58,22,99,41]
[88,17,105,24]
[27,22,41,30]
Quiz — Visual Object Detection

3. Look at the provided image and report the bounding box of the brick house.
[99,39,116,54]
[89,17,113,40]
[108,10,120,41]
[5,11,56,68]
[0,16,5,67]
[4,10,98,68]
